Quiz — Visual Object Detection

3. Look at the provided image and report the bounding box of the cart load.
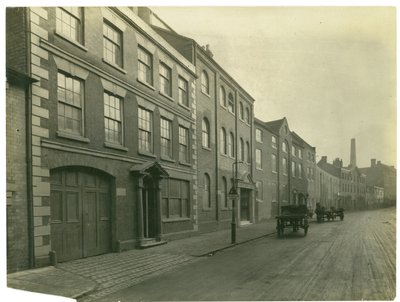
[276,204,309,237]
[315,203,344,223]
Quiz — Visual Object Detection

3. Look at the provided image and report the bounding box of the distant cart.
[276,205,309,237]
[315,203,344,223]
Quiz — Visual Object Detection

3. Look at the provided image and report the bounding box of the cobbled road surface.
[95,207,396,301]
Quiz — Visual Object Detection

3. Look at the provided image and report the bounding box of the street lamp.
[229,160,243,244]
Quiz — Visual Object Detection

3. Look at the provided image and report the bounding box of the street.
[94,208,395,301]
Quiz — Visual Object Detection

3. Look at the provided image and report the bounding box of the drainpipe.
[288,142,291,204]
[214,71,219,223]
[234,90,238,222]
[25,7,35,268]
[277,136,280,216]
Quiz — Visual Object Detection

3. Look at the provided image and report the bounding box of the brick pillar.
[29,7,52,267]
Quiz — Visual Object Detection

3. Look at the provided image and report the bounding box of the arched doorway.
[50,167,112,262]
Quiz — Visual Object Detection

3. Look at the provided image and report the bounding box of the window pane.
[57,72,83,135]
[179,126,189,162]
[104,92,123,144]
[103,22,122,66]
[138,108,152,152]
[56,7,82,42]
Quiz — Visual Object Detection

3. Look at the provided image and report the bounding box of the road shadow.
[275,231,308,240]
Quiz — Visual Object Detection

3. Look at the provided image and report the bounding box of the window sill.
[272,171,278,174]
[159,91,174,102]
[104,141,128,151]
[57,131,90,143]
[138,150,157,158]
[202,146,211,151]
[178,102,190,111]
[256,167,263,171]
[161,156,175,163]
[137,78,155,91]
[202,208,212,212]
[179,161,192,167]
[162,217,191,223]
[54,31,88,52]
[201,91,211,98]
[221,207,232,211]
[102,59,127,74]
[220,153,228,158]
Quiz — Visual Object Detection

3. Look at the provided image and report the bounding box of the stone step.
[138,238,168,248]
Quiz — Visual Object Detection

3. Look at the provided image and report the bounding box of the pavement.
[7,218,278,301]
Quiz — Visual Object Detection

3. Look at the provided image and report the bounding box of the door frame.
[50,166,115,262]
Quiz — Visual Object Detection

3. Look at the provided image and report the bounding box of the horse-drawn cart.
[315,203,344,223]
[276,204,309,237]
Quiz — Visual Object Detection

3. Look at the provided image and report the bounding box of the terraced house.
[137,7,257,231]
[254,117,316,219]
[6,7,198,272]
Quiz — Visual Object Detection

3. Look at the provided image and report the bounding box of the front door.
[143,177,157,238]
[50,168,111,262]
[240,188,250,221]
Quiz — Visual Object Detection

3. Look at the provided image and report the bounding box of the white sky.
[151,6,397,168]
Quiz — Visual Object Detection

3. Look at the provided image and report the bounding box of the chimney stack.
[333,158,343,168]
[350,138,357,167]
[371,159,376,167]
[321,156,327,163]
[137,7,152,24]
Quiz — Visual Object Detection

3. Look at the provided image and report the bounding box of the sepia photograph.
[4,1,397,301]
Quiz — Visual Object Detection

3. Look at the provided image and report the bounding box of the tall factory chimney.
[350,138,357,167]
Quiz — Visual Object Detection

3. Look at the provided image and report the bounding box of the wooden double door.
[50,168,112,262]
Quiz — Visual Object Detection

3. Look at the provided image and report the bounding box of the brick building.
[360,159,396,206]
[139,8,256,232]
[316,157,341,208]
[317,152,367,210]
[6,7,200,271]
[6,6,394,274]
[366,185,384,208]
[254,117,316,218]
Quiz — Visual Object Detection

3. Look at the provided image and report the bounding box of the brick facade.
[254,118,317,219]
[7,7,198,269]
[6,82,29,273]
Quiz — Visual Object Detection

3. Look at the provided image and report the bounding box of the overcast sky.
[151,6,396,168]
